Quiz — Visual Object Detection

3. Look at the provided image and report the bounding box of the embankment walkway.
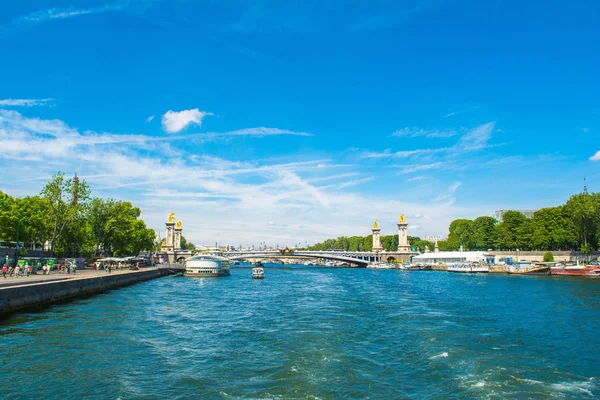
[0,267,181,317]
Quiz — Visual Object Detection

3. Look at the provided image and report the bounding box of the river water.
[1,266,599,399]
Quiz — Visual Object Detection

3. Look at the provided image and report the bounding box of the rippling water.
[1,266,599,399]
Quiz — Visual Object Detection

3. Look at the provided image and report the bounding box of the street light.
[15,218,27,267]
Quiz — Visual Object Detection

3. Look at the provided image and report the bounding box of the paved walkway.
[0,268,153,288]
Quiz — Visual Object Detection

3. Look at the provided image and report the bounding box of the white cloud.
[407,176,426,182]
[590,151,600,161]
[226,127,313,137]
[392,127,456,138]
[0,98,53,107]
[17,2,126,23]
[361,147,447,159]
[458,122,495,151]
[432,181,462,204]
[145,115,155,123]
[0,110,484,246]
[396,162,444,174]
[444,105,480,118]
[161,108,213,133]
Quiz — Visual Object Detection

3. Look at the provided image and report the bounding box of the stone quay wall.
[0,269,166,317]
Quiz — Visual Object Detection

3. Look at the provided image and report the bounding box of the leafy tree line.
[438,192,600,254]
[308,234,435,253]
[0,172,156,257]
[308,192,600,255]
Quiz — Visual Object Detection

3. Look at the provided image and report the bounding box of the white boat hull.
[447,265,489,273]
[185,257,230,277]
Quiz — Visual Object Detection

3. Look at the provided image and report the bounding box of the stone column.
[434,240,439,253]
[397,215,411,253]
[174,228,182,250]
[372,222,383,252]
[163,222,175,252]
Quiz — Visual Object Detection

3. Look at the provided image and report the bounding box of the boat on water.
[367,262,394,269]
[184,253,231,277]
[504,261,550,275]
[252,266,265,279]
[550,263,600,276]
[447,263,490,273]
[398,263,432,271]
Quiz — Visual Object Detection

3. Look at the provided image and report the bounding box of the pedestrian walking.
[2,264,7,278]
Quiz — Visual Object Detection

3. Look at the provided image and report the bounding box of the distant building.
[424,235,446,242]
[491,209,537,223]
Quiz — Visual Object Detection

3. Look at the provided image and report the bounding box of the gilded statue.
[373,220,379,229]
[176,220,182,229]
[399,214,405,223]
[168,212,175,223]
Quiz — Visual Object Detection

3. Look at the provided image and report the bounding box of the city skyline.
[0,0,598,246]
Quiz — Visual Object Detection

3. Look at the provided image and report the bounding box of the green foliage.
[543,252,554,262]
[41,172,91,253]
[180,236,196,250]
[529,207,577,250]
[448,219,474,250]
[471,216,497,250]
[1,173,155,257]
[565,193,600,249]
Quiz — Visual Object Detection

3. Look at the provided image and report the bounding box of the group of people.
[1,263,41,278]
[1,262,78,278]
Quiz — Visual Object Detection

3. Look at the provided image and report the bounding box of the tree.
[180,236,196,250]
[565,193,600,251]
[40,172,90,254]
[530,207,577,250]
[448,219,474,250]
[543,252,554,262]
[471,216,497,250]
[495,211,527,250]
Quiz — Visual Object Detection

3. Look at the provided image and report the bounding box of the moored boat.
[184,253,231,277]
[550,264,600,276]
[252,266,265,279]
[367,262,394,269]
[505,261,549,275]
[447,263,489,273]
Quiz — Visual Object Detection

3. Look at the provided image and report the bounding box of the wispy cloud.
[590,151,600,161]
[444,105,480,118]
[457,122,495,150]
[361,147,447,159]
[395,162,444,174]
[407,176,426,182]
[145,115,155,123]
[433,181,462,204]
[225,127,313,137]
[0,109,476,246]
[392,127,456,138]
[17,2,127,23]
[0,98,54,107]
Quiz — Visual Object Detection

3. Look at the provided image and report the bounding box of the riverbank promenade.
[0,267,171,316]
[0,268,144,288]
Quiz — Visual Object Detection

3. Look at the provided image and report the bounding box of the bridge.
[222,249,409,267]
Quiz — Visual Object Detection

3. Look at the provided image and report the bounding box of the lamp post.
[15,218,27,267]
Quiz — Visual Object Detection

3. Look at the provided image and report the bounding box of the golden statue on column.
[168,212,175,223]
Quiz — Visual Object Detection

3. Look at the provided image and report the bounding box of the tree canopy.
[309,191,600,254]
[0,172,156,257]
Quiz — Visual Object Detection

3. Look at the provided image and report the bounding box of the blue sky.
[0,0,598,246]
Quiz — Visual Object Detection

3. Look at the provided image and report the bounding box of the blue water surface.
[1,267,599,399]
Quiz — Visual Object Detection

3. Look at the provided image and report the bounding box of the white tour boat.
[252,266,265,279]
[447,263,489,273]
[184,253,231,277]
[367,262,394,269]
